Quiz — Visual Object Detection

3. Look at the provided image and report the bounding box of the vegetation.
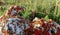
[0,0,60,24]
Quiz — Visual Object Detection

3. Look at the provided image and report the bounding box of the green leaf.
[44,15,49,20]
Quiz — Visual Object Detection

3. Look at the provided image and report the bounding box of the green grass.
[0,0,60,24]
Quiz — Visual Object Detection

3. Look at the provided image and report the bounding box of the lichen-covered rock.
[24,17,60,35]
[0,6,26,35]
